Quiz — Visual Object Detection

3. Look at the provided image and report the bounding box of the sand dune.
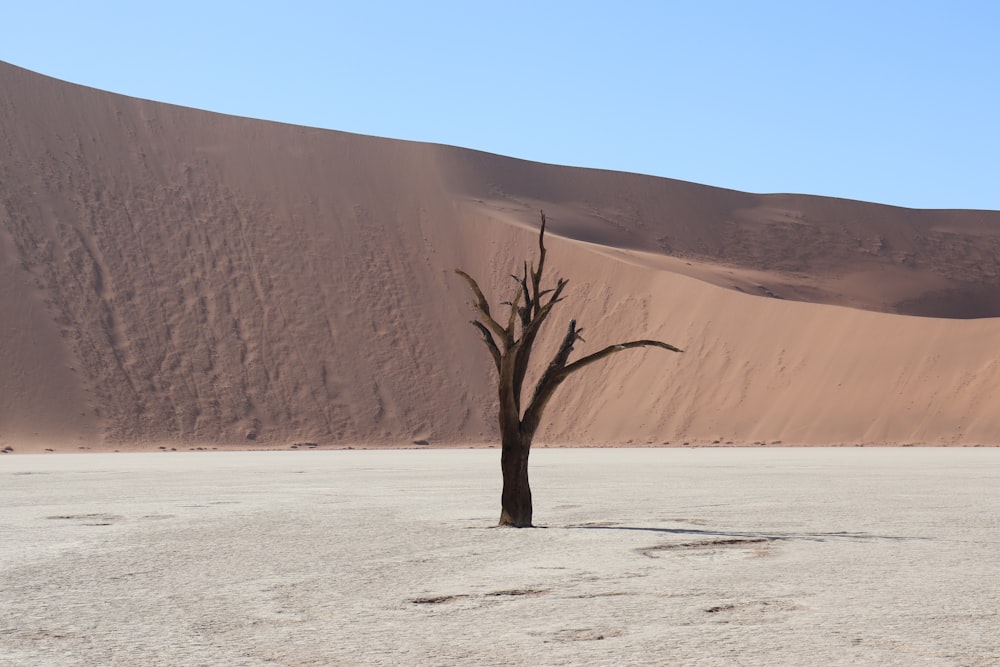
[2,60,1000,450]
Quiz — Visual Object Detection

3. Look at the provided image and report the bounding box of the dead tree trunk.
[499,426,532,527]
[457,211,681,527]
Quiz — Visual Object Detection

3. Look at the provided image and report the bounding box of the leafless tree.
[457,211,682,527]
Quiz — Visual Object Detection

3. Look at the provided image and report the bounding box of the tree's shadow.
[564,522,928,543]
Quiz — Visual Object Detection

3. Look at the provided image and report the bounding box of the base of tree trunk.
[499,434,533,527]
[498,508,533,528]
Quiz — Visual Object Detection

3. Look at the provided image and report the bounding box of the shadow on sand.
[563,522,928,543]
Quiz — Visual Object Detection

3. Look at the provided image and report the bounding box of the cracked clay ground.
[2,448,999,666]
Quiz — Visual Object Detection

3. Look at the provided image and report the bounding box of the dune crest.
[2,61,1000,449]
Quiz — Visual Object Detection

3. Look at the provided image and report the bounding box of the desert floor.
[2,448,998,666]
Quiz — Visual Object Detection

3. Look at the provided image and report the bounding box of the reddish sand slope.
[2,61,1000,449]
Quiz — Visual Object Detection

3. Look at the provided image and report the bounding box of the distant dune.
[2,61,1000,450]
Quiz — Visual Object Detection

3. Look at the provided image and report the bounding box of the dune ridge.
[2,61,1000,450]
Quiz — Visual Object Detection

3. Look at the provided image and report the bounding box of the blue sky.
[3,1,998,210]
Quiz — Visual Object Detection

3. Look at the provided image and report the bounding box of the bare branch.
[562,340,682,377]
[545,278,568,307]
[520,319,583,433]
[455,269,510,345]
[470,321,502,371]
[514,262,532,330]
[521,278,568,342]
[506,289,522,337]
[509,276,569,399]
[530,211,548,317]
[522,325,682,435]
